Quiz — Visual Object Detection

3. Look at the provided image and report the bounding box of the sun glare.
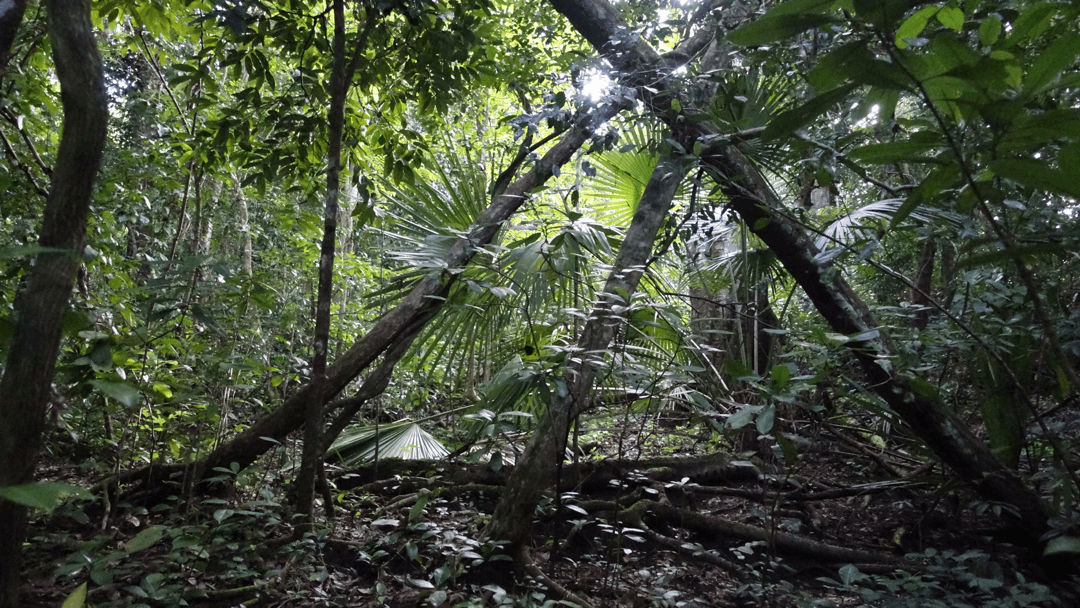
[579,69,614,103]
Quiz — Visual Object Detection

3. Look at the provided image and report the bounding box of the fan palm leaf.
[329,420,449,466]
[816,198,959,249]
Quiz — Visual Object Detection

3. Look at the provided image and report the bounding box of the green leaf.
[999,109,1080,151]
[958,243,1066,269]
[756,404,776,434]
[89,379,141,408]
[124,525,167,554]
[989,159,1080,198]
[808,41,865,89]
[1043,536,1080,557]
[855,0,917,29]
[61,583,87,608]
[1005,2,1055,47]
[728,13,839,46]
[1023,34,1080,98]
[978,16,1002,46]
[895,6,939,48]
[329,421,449,466]
[826,44,911,90]
[770,364,791,390]
[935,6,964,32]
[408,578,435,589]
[0,245,74,259]
[847,139,943,164]
[727,405,760,430]
[838,563,866,585]
[763,83,857,140]
[0,481,89,514]
[764,0,838,17]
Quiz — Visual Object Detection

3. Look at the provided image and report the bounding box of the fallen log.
[609,499,901,566]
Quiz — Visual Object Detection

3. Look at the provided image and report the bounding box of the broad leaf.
[89,379,141,408]
[124,525,167,554]
[763,83,857,140]
[847,140,944,165]
[729,13,839,47]
[329,421,449,466]
[0,481,89,514]
[61,583,87,608]
[895,6,939,48]
[1022,34,1080,98]
[990,159,1080,199]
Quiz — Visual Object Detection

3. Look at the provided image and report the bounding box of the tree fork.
[547,0,1049,543]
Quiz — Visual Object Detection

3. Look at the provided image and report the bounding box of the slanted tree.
[542,0,1051,544]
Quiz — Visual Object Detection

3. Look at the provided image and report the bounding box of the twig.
[0,127,47,196]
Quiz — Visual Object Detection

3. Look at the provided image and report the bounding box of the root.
[517,547,595,608]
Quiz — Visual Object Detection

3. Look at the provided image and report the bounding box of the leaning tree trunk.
[487,150,690,548]
[0,2,107,605]
[175,102,626,488]
[547,0,1049,543]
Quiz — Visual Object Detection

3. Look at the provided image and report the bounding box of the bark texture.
[0,0,27,72]
[294,0,347,521]
[547,0,1049,542]
[912,238,935,330]
[487,150,689,547]
[0,2,107,605]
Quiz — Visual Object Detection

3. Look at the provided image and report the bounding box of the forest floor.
[18,420,1080,607]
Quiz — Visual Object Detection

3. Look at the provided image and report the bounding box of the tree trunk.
[487,150,689,548]
[0,2,107,605]
[178,103,626,487]
[912,237,935,330]
[0,0,27,73]
[235,177,253,277]
[292,0,347,524]
[548,0,1049,543]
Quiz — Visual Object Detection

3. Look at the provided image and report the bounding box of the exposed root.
[635,526,741,572]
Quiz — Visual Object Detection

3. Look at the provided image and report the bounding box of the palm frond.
[329,420,449,466]
[816,198,959,249]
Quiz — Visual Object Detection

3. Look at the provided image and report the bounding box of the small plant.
[819,548,1060,607]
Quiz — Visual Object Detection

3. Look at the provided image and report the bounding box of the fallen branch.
[622,499,900,565]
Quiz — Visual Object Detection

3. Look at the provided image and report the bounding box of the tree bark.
[912,237,935,330]
[0,2,107,605]
[0,0,27,73]
[293,0,347,523]
[181,102,626,486]
[547,0,1049,543]
[235,177,253,277]
[487,149,689,547]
